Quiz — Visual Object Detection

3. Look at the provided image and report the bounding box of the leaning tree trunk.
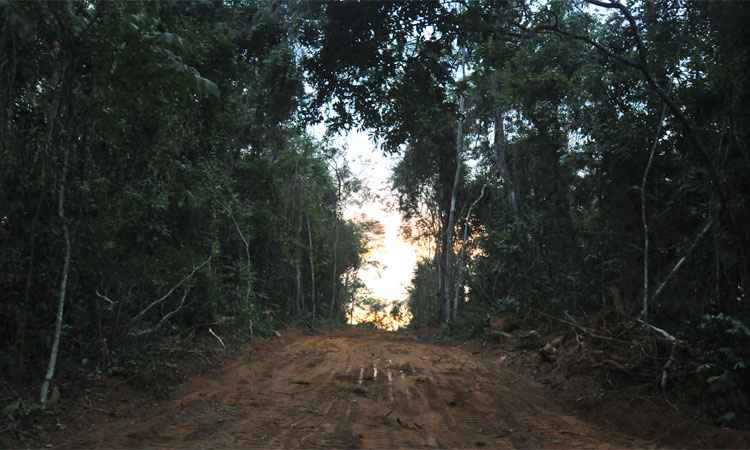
[40,52,72,407]
[40,142,70,408]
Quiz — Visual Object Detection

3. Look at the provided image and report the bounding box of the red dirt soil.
[52,328,631,448]
[37,327,750,449]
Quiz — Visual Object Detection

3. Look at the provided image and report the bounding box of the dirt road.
[67,328,643,449]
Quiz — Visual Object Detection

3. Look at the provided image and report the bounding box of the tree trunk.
[435,238,445,322]
[295,258,303,316]
[494,109,517,212]
[639,104,666,321]
[453,183,488,321]
[329,167,343,321]
[293,160,304,317]
[294,205,304,316]
[329,217,340,320]
[40,142,70,408]
[40,50,70,407]
[347,271,357,325]
[306,214,316,320]
[444,93,465,322]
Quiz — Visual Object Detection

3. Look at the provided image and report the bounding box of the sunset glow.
[346,207,417,303]
[307,125,423,328]
[338,131,421,328]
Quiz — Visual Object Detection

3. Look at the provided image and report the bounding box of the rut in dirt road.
[69,328,643,449]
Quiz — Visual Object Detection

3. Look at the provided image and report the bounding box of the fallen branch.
[533,309,631,345]
[638,319,679,394]
[637,319,677,343]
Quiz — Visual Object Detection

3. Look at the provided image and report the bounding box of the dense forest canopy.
[1,0,748,413]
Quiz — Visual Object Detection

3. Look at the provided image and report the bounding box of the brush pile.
[496,310,750,429]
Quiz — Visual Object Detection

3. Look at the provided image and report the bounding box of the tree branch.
[651,219,714,304]
[524,5,726,207]
[129,288,190,337]
[453,181,488,316]
[218,200,253,304]
[95,290,117,311]
[129,254,211,326]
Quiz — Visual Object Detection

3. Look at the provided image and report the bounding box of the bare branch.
[637,317,678,393]
[453,181,488,312]
[218,200,253,304]
[584,0,620,8]
[129,288,190,337]
[219,200,250,254]
[95,290,117,311]
[651,219,714,304]
[530,23,642,69]
[129,254,212,326]
[209,327,226,349]
[637,319,677,342]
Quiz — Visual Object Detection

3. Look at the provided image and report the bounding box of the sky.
[340,132,418,303]
[309,125,421,312]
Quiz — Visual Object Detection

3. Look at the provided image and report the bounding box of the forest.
[1,0,749,446]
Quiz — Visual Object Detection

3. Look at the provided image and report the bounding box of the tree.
[0,0,368,399]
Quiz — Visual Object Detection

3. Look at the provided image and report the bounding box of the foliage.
[406,261,440,327]
[354,321,379,331]
[0,0,368,395]
[697,314,750,378]
[300,2,750,416]
[441,302,491,340]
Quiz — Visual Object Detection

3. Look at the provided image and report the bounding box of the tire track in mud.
[65,328,644,449]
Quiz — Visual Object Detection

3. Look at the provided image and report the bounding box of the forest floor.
[8,326,750,449]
